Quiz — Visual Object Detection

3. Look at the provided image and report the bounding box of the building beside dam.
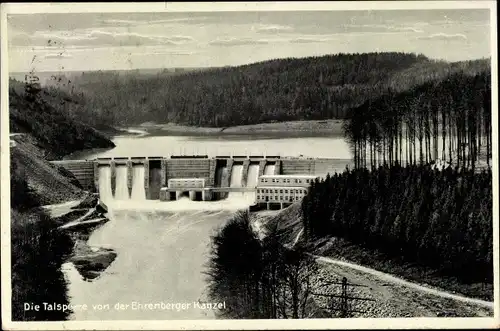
[51,155,350,209]
[256,174,318,209]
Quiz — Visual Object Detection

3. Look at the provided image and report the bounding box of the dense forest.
[206,211,319,319]
[9,78,114,159]
[344,70,492,170]
[10,158,73,321]
[298,57,494,293]
[301,164,493,286]
[37,53,489,128]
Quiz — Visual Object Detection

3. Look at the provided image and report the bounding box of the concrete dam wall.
[52,156,351,200]
[51,160,96,191]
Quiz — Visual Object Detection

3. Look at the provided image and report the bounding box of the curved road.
[314,255,493,309]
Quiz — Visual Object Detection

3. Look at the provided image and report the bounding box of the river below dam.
[62,133,353,320]
[62,200,250,320]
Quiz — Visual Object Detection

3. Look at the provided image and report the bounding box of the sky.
[6,8,492,72]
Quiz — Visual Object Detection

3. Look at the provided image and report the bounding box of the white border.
[1,1,498,330]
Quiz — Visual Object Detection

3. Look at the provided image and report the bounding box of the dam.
[51,155,350,207]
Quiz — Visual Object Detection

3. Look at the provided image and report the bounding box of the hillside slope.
[10,134,85,205]
[8,80,115,202]
[9,79,115,160]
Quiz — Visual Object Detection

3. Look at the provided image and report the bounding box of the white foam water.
[114,165,129,200]
[246,164,260,188]
[244,164,260,203]
[98,166,113,202]
[229,164,243,188]
[131,165,146,200]
[264,164,276,175]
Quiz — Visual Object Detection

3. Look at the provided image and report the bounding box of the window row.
[260,178,313,184]
[257,188,308,194]
[257,195,303,202]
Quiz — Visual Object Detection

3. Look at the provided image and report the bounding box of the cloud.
[387,26,424,33]
[252,24,294,34]
[208,37,270,46]
[11,29,196,48]
[44,53,73,59]
[99,19,139,25]
[418,33,467,40]
[99,17,209,27]
[288,37,332,44]
[87,31,195,46]
[340,23,424,34]
[130,50,199,56]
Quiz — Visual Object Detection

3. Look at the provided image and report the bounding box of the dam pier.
[52,155,349,209]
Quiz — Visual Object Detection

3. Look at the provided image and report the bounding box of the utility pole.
[312,277,375,318]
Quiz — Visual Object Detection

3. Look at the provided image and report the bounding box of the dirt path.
[315,255,493,308]
[312,256,494,317]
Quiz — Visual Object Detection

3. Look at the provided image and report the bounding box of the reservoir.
[67,134,353,160]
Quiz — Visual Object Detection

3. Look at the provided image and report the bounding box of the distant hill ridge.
[10,52,491,129]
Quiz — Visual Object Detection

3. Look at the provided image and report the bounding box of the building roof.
[256,186,310,189]
[259,174,319,178]
[168,178,205,181]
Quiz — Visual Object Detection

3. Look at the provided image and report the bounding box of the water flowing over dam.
[228,163,244,200]
[245,163,260,201]
[264,163,276,175]
[114,165,129,200]
[131,165,146,201]
[98,166,113,201]
[246,163,259,188]
[229,164,243,188]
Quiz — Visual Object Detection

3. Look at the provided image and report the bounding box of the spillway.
[228,164,244,200]
[214,163,229,200]
[98,166,113,202]
[245,163,260,203]
[131,165,146,200]
[114,165,129,200]
[246,164,259,188]
[264,164,276,175]
[229,164,243,188]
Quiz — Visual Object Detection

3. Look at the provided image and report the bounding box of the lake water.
[66,134,353,159]
[62,133,354,320]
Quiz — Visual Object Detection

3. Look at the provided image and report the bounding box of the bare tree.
[276,246,318,318]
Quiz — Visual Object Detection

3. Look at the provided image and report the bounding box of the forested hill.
[9,79,115,159]
[344,68,492,170]
[42,52,489,128]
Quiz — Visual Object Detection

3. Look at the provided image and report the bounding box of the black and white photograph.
[1,1,498,330]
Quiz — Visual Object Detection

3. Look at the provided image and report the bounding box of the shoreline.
[110,120,346,138]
